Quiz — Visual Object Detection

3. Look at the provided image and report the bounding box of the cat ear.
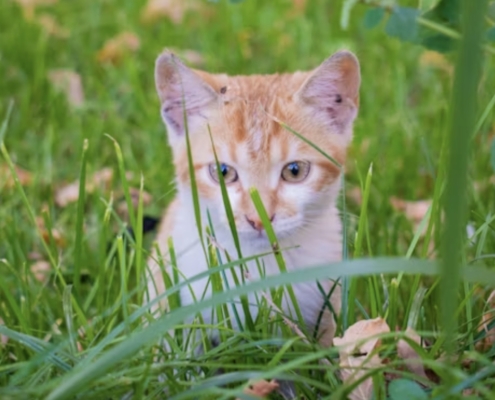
[295,50,360,137]
[155,51,218,140]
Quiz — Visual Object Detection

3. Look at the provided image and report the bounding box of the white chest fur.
[147,197,343,344]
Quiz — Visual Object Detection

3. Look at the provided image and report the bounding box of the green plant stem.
[441,0,487,353]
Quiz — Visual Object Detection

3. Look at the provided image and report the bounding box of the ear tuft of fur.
[296,50,361,137]
[155,50,218,139]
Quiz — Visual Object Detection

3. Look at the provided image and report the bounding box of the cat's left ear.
[295,50,360,138]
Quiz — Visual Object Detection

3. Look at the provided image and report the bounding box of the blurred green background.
[1,0,495,397]
[3,0,493,259]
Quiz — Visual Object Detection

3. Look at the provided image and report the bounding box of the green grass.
[1,0,495,399]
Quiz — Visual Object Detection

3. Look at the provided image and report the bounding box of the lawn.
[1,0,495,399]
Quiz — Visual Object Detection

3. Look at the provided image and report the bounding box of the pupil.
[220,164,228,176]
[289,162,299,176]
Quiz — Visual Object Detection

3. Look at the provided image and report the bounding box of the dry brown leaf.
[476,290,495,352]
[419,51,453,75]
[36,13,69,38]
[14,0,57,19]
[292,0,307,12]
[97,32,140,64]
[117,187,153,217]
[334,318,390,355]
[54,180,80,207]
[347,186,362,206]
[140,0,201,25]
[474,175,495,193]
[462,388,477,397]
[334,318,390,400]
[238,379,279,399]
[0,163,33,189]
[14,0,69,38]
[55,167,118,207]
[14,0,57,7]
[30,260,52,283]
[339,354,378,400]
[0,317,8,346]
[43,318,62,342]
[48,69,84,107]
[390,196,437,258]
[397,327,428,379]
[390,197,432,226]
[35,215,66,247]
[28,251,44,261]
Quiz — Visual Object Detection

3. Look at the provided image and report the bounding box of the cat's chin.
[236,227,295,246]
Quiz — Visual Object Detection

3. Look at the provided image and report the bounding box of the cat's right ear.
[155,51,218,142]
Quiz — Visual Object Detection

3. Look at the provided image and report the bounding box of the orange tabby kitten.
[145,50,360,348]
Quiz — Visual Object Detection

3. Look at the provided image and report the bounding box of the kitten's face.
[155,52,360,241]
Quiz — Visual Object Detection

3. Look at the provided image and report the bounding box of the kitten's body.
[145,51,360,348]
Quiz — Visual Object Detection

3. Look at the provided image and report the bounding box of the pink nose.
[245,214,275,231]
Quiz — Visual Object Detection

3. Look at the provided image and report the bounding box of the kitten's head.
[155,50,360,241]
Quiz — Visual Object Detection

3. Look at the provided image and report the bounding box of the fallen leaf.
[30,260,51,283]
[140,0,201,25]
[419,50,453,75]
[97,32,140,64]
[43,318,62,342]
[28,251,44,261]
[14,0,57,19]
[14,0,57,7]
[347,186,363,206]
[462,388,477,397]
[339,354,378,400]
[54,181,79,207]
[48,69,84,107]
[0,163,33,189]
[238,379,279,399]
[390,197,432,226]
[35,215,66,247]
[476,290,495,352]
[36,13,69,38]
[334,318,390,400]
[334,318,390,355]
[55,167,119,207]
[0,318,8,346]
[397,327,428,379]
[14,0,69,39]
[473,175,495,193]
[117,187,153,217]
[292,0,307,12]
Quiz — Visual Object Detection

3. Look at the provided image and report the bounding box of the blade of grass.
[474,91,495,136]
[105,134,136,232]
[275,118,342,169]
[0,99,13,144]
[441,0,487,353]
[249,188,304,325]
[340,175,350,331]
[117,235,130,336]
[62,285,77,356]
[134,174,145,296]
[73,138,88,295]
[354,163,373,258]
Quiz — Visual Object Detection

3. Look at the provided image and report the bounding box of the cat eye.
[209,163,238,184]
[281,161,311,183]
